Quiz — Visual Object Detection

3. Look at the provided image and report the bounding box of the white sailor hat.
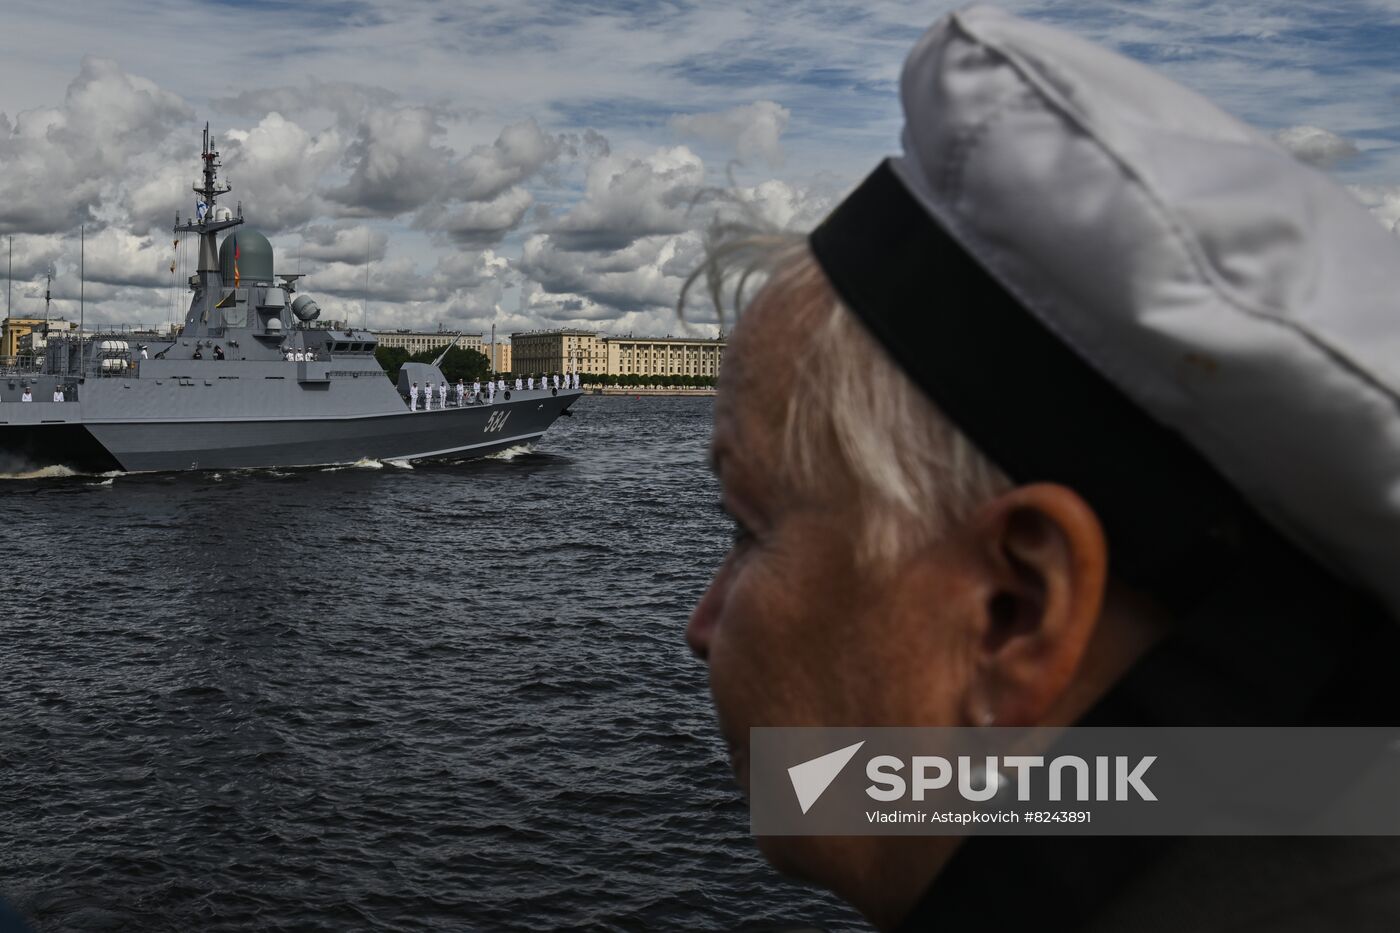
[810,5,1400,618]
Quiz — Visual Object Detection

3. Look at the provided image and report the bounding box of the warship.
[0,127,579,473]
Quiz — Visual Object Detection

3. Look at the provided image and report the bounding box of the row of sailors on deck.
[406,373,580,410]
[282,348,318,362]
[14,387,67,402]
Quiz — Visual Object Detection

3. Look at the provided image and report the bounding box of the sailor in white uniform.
[410,382,420,411]
[53,387,64,403]
[515,377,523,392]
[21,387,33,402]
[456,380,466,407]
[472,379,482,403]
[438,381,448,408]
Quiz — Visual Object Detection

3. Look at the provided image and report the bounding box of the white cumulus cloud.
[671,100,791,168]
[546,145,706,252]
[1272,125,1359,168]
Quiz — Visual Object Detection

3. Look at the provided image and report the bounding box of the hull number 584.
[484,410,511,433]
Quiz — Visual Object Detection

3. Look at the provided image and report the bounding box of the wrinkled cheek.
[710,603,807,735]
[705,597,787,752]
[705,620,752,736]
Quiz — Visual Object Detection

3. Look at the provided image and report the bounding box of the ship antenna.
[175,124,242,329]
[194,121,232,219]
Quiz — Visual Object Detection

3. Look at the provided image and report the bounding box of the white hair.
[682,224,1011,567]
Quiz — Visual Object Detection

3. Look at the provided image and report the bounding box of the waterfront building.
[511,329,605,374]
[373,329,484,356]
[488,341,511,373]
[604,335,724,380]
[511,328,726,378]
[2,317,48,359]
[12,320,78,357]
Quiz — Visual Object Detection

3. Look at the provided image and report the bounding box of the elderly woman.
[686,6,1400,931]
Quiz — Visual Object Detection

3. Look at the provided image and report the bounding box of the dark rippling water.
[0,396,865,932]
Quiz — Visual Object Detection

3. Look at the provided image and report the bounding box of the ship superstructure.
[0,127,579,472]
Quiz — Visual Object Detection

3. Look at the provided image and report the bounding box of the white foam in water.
[87,477,115,487]
[487,444,534,461]
[385,458,414,470]
[0,465,79,481]
[322,458,385,472]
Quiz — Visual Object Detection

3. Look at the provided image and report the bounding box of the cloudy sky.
[1,0,1398,339]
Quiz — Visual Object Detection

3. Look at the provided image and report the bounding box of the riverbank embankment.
[589,387,716,397]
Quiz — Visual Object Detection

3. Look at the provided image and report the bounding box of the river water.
[0,396,864,932]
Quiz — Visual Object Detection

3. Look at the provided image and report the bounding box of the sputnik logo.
[788,741,865,814]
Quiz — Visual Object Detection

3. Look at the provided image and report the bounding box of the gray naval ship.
[0,127,579,473]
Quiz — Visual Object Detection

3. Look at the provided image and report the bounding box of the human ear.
[962,483,1108,726]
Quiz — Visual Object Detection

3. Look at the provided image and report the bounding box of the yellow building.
[605,335,725,380]
[2,317,47,359]
[373,329,483,355]
[511,329,606,374]
[511,328,726,379]
[487,341,511,373]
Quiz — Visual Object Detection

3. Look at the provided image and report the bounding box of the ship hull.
[0,391,579,473]
[0,423,125,473]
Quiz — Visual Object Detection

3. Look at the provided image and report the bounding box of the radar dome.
[291,295,322,322]
[218,230,274,285]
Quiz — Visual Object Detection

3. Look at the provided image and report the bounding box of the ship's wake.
[319,457,414,472]
[486,444,535,461]
[0,462,131,483]
[0,463,79,481]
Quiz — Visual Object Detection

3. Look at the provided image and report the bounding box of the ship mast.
[168,124,245,341]
[175,127,242,275]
